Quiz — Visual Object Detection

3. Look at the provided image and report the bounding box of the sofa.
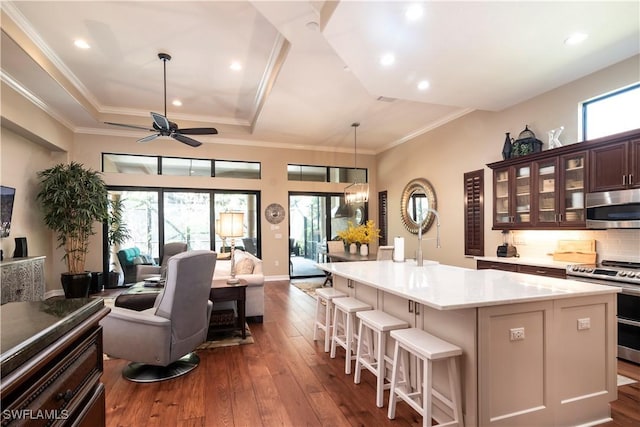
[115,249,264,323]
[214,250,264,322]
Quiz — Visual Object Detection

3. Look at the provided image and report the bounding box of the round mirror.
[400,178,437,234]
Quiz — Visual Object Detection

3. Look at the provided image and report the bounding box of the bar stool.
[354,310,409,407]
[388,328,464,427]
[313,287,347,352]
[330,297,372,374]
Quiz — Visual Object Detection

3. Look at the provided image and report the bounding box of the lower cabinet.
[477,260,566,279]
[1,307,109,427]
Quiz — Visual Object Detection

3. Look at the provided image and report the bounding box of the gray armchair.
[102,250,217,382]
[136,242,187,282]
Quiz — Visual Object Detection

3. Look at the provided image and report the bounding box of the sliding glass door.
[105,187,259,282]
[289,193,365,278]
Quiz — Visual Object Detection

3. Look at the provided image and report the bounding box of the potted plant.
[37,162,108,298]
[106,196,131,288]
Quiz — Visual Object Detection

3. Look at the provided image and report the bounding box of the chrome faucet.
[417,208,441,266]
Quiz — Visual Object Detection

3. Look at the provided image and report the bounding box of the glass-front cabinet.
[493,165,532,228]
[491,151,587,229]
[494,168,511,225]
[534,159,557,225]
[560,152,586,226]
[514,165,532,225]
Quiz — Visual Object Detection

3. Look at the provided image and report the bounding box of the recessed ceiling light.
[405,4,424,21]
[73,39,90,49]
[380,53,395,67]
[417,80,430,91]
[564,32,588,45]
[172,99,182,107]
[230,61,242,71]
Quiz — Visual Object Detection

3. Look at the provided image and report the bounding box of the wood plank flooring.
[102,280,640,427]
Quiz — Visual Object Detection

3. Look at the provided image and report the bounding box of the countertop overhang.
[0,298,106,377]
[316,260,619,310]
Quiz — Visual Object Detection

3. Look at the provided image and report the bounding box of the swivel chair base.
[122,352,200,383]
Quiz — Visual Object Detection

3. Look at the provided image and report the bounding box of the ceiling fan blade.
[179,127,218,135]
[172,133,202,147]
[105,122,154,132]
[150,112,170,131]
[137,133,160,143]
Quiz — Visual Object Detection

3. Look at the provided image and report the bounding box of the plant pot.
[61,272,92,298]
[349,243,358,254]
[106,271,124,289]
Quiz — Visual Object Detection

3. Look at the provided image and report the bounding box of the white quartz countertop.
[316,260,619,310]
[474,256,570,269]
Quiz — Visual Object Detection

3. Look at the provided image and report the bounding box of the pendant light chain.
[352,122,359,181]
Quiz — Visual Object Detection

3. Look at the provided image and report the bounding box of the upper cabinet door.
[630,139,640,189]
[494,167,512,227]
[534,158,558,225]
[559,152,587,226]
[589,141,628,192]
[514,165,532,226]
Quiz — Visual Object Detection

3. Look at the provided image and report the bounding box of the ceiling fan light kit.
[105,52,218,147]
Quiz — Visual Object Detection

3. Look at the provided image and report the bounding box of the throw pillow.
[235,257,255,275]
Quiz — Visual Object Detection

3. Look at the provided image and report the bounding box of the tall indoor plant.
[37,162,108,298]
[106,196,131,287]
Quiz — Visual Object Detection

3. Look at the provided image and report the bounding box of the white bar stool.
[313,287,347,352]
[388,328,464,427]
[330,297,372,374]
[354,310,409,407]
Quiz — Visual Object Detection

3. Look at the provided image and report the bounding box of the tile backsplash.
[508,229,640,263]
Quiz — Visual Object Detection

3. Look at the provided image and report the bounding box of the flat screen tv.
[1,186,16,238]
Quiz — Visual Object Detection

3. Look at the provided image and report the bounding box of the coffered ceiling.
[1,1,639,153]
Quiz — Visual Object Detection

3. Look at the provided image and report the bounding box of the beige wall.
[0,127,69,292]
[2,55,638,293]
[377,54,640,268]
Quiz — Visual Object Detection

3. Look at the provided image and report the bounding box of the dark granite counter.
[0,298,105,377]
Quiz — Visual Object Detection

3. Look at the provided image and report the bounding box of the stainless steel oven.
[567,260,640,364]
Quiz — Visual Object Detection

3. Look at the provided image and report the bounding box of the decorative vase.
[349,243,357,254]
[502,132,512,160]
[360,243,368,257]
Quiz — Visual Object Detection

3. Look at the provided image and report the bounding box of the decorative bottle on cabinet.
[502,132,512,160]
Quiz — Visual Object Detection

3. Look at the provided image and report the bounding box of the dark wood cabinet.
[477,260,566,279]
[490,151,586,229]
[1,300,109,427]
[477,260,518,272]
[489,128,640,230]
[589,138,640,191]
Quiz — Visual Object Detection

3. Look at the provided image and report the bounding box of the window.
[162,158,212,177]
[582,83,640,140]
[214,160,261,179]
[102,154,260,179]
[288,164,368,184]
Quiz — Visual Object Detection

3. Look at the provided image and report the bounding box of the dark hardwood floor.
[102,280,640,427]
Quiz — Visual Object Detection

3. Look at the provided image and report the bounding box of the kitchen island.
[316,259,619,427]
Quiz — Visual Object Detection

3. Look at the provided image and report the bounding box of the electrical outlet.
[510,327,525,341]
[274,260,279,267]
[577,317,591,330]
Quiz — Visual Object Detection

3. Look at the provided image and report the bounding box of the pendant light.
[344,122,369,204]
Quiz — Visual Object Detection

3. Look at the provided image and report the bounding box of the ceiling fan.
[105,53,218,147]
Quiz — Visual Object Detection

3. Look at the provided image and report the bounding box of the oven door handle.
[618,318,640,328]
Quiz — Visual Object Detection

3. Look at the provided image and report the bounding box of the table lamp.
[218,212,245,284]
